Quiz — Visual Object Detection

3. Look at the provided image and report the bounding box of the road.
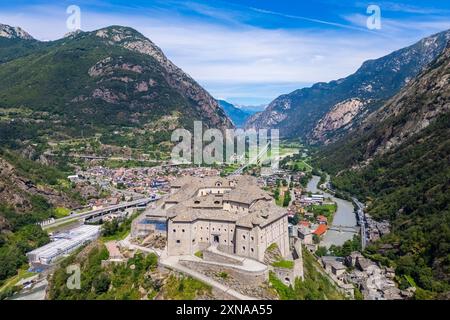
[42,197,159,230]
[43,152,159,163]
[9,279,48,300]
[352,197,367,249]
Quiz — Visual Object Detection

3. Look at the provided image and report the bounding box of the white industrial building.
[27,225,101,265]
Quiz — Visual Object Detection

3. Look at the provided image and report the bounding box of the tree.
[93,273,111,294]
[313,234,320,244]
[315,247,328,257]
[283,192,291,207]
[274,189,280,201]
[102,220,119,237]
[288,213,301,226]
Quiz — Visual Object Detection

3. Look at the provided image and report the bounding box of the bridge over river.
[307,176,359,248]
[328,225,360,234]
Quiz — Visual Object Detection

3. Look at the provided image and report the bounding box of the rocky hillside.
[311,98,367,144]
[315,44,450,296]
[0,24,233,150]
[0,24,33,40]
[0,151,81,231]
[246,29,450,142]
[318,43,450,170]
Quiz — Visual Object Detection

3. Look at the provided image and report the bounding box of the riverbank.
[306,176,358,248]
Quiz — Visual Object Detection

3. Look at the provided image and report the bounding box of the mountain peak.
[0,23,34,40]
[94,25,146,43]
[64,29,84,39]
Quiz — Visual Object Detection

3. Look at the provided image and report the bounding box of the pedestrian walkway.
[206,245,267,272]
[160,255,257,300]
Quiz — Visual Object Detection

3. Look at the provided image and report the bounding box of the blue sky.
[1,0,450,106]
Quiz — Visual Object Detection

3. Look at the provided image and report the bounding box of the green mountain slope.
[0,25,232,149]
[315,45,450,296]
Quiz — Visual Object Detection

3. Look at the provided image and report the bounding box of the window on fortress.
[182,229,185,232]
[242,246,246,251]
[251,248,254,252]
[224,240,227,243]
[242,235,246,239]
[173,229,176,233]
[201,237,203,241]
[251,236,254,241]
[192,239,195,243]
[176,240,181,244]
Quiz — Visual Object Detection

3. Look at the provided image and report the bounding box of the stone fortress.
[132,175,290,262]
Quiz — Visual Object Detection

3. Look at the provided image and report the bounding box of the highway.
[42,197,160,230]
[352,197,367,249]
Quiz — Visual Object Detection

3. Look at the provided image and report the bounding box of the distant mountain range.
[246,29,450,143]
[217,100,259,128]
[0,23,233,150]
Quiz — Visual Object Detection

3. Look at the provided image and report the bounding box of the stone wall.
[273,267,295,286]
[179,260,268,285]
[203,249,243,266]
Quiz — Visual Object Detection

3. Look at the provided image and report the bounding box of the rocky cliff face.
[94,26,232,131]
[0,23,34,40]
[358,44,450,158]
[311,98,367,144]
[0,157,77,219]
[246,29,450,141]
[317,43,450,171]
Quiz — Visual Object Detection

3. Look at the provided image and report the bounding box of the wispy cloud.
[248,6,372,33]
[1,1,449,104]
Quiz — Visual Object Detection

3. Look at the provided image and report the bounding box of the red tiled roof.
[313,224,328,236]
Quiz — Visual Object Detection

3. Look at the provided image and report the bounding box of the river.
[307,176,358,248]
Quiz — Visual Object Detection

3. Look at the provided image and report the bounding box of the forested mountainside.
[246,29,450,143]
[314,45,450,297]
[0,24,233,151]
[0,149,85,284]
